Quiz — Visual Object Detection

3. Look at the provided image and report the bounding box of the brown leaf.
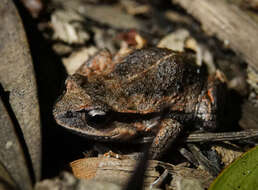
[0,0,41,183]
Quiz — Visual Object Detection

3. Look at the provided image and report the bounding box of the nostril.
[65,111,75,118]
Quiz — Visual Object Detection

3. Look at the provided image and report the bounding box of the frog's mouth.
[54,110,122,141]
[54,110,160,141]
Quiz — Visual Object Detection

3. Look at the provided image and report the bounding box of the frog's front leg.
[150,119,183,159]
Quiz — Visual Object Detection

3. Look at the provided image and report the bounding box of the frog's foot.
[103,150,144,160]
[103,150,125,159]
[150,119,182,159]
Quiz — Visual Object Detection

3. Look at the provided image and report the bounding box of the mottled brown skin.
[53,47,225,159]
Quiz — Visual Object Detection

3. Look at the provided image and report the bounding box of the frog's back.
[102,47,206,113]
[110,47,172,78]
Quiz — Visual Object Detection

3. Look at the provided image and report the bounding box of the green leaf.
[209,146,258,190]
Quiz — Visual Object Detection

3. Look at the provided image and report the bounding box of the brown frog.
[53,47,225,159]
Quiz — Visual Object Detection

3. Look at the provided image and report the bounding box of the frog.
[53,47,225,159]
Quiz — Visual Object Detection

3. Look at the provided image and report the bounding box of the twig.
[187,144,221,176]
[186,130,258,142]
[136,129,258,143]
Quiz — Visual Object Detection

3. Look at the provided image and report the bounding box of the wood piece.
[0,0,41,181]
[70,157,159,186]
[173,0,258,72]
[70,157,213,189]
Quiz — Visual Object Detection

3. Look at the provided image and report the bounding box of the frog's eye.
[88,110,106,117]
[84,109,109,127]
